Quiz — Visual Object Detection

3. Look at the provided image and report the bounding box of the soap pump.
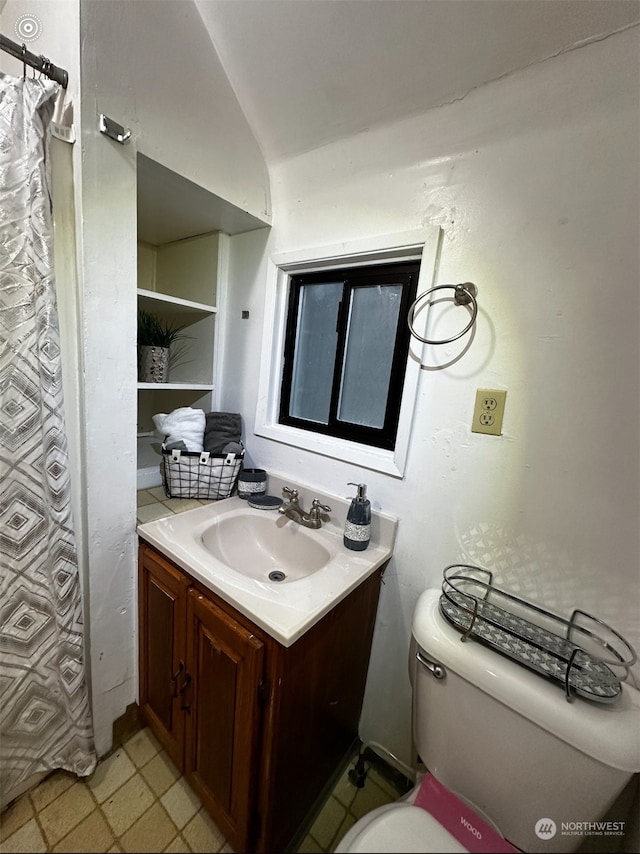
[344,482,371,551]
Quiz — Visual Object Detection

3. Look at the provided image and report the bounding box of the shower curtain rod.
[0,33,68,88]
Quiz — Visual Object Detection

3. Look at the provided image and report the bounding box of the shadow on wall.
[576,774,639,854]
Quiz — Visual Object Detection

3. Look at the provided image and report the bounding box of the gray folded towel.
[164,439,189,452]
[204,412,243,454]
[222,441,243,455]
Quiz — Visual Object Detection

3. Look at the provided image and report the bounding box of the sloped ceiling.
[195,0,640,163]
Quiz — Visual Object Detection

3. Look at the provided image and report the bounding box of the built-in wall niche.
[137,295,216,385]
[137,232,219,385]
[135,152,271,490]
[138,232,219,304]
[136,232,219,487]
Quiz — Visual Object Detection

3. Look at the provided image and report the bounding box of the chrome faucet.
[278,487,331,529]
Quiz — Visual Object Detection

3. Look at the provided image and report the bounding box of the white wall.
[223,27,640,768]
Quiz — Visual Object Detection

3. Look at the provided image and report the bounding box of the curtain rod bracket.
[99,114,132,145]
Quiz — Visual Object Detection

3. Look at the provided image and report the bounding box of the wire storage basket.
[439,564,636,705]
[161,446,243,500]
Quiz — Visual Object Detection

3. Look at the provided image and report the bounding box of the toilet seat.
[335,802,468,853]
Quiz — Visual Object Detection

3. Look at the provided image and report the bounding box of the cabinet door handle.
[170,660,185,698]
[179,670,192,714]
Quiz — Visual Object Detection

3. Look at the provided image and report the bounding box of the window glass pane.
[338,285,402,428]
[290,281,342,423]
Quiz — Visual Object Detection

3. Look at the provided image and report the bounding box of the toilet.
[336,588,640,853]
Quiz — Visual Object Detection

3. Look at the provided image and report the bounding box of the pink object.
[414,773,520,853]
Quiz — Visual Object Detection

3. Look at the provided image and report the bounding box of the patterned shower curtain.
[0,74,96,804]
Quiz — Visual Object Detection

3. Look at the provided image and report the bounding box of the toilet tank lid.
[412,589,640,773]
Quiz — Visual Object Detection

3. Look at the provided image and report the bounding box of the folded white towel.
[153,407,205,452]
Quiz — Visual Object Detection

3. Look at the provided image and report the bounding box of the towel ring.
[407,282,478,345]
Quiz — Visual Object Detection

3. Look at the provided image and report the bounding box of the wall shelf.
[137,288,217,317]
[137,383,215,391]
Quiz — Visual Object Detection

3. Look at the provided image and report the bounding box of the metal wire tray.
[439,564,636,704]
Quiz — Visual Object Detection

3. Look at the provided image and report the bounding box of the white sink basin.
[200,512,334,581]
[137,484,397,647]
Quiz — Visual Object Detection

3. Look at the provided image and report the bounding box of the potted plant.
[137,309,189,383]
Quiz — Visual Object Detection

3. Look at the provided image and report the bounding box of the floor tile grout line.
[122,744,203,851]
[29,789,53,852]
[111,734,228,854]
[29,774,96,852]
[36,772,117,852]
[31,779,184,854]
[18,735,186,854]
[103,738,189,853]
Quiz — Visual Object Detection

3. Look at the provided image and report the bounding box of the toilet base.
[334,801,467,853]
[334,773,519,854]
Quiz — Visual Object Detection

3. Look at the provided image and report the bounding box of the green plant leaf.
[138,309,191,347]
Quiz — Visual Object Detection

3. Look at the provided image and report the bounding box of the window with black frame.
[279,260,420,450]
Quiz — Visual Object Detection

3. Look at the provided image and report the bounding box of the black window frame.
[279,260,419,450]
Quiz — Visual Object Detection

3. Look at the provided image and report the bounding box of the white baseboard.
[137,466,163,490]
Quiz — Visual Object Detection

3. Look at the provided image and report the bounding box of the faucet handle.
[282,486,299,501]
[311,498,331,514]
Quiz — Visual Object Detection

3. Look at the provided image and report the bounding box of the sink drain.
[269,570,286,582]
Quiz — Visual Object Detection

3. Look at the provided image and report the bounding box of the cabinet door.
[138,544,189,770]
[185,589,265,853]
[257,566,384,852]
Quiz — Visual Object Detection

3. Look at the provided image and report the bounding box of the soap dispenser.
[344,482,371,551]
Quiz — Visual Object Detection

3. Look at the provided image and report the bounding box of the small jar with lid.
[237,467,267,499]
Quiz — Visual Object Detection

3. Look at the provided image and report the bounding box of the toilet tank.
[411,589,640,854]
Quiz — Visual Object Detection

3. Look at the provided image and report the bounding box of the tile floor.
[0,727,401,853]
[136,486,214,526]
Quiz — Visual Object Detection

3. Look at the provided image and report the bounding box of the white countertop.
[137,480,397,647]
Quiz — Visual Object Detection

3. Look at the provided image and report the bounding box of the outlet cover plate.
[471,389,507,435]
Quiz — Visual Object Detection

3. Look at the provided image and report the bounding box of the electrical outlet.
[471,389,507,435]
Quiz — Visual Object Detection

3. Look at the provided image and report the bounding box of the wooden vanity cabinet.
[138,540,385,853]
[184,588,264,848]
[137,544,189,769]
